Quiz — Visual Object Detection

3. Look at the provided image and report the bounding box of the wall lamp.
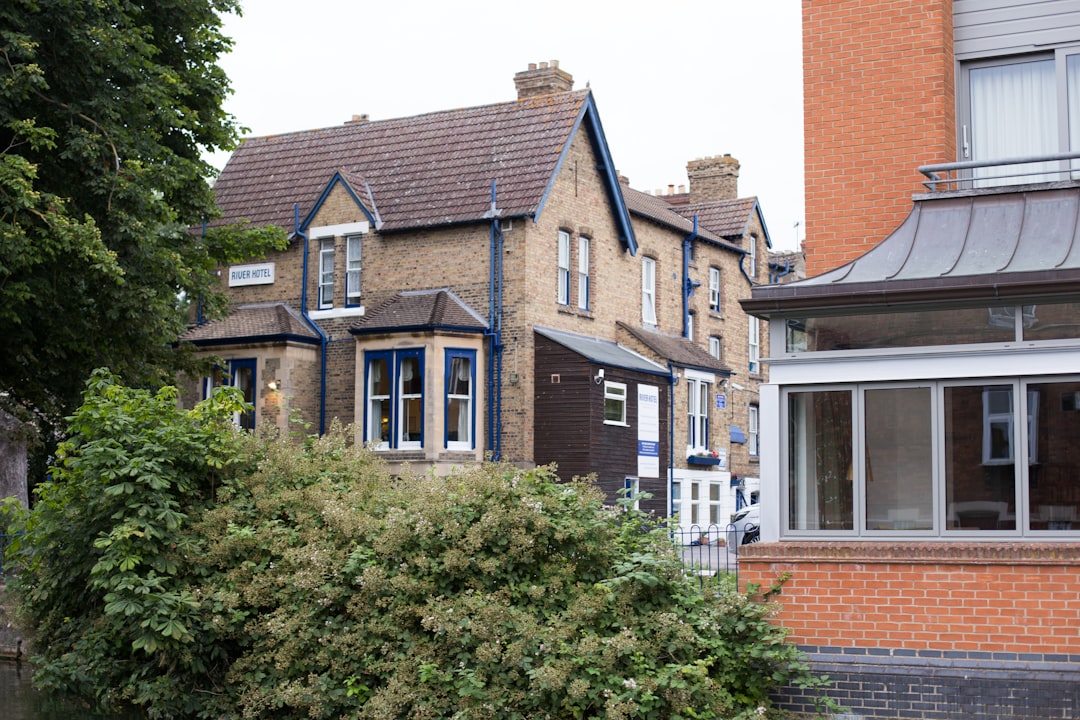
[593,368,605,385]
[266,379,279,391]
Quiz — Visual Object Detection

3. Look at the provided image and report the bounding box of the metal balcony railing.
[920,151,1080,192]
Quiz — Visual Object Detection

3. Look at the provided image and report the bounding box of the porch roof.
[742,182,1080,317]
[534,326,670,377]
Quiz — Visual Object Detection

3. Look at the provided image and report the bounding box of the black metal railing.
[672,522,759,583]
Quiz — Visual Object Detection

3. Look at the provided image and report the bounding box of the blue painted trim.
[362,349,425,449]
[297,204,329,435]
[533,95,637,255]
[362,350,391,446]
[682,216,700,338]
[396,349,424,447]
[444,348,477,450]
[299,171,378,232]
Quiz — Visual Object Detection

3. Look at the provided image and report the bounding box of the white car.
[727,504,760,547]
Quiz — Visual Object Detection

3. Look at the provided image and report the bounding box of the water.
[0,661,109,719]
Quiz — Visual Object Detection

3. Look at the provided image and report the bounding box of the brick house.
[740,2,1080,718]
[179,61,778,522]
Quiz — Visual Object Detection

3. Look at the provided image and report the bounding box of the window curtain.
[969,59,1057,185]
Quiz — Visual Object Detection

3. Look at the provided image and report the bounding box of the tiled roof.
[534,326,669,377]
[350,289,488,334]
[213,91,592,234]
[621,185,731,246]
[180,303,320,346]
[616,322,732,375]
[674,198,760,240]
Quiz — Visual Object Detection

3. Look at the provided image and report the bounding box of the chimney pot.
[514,60,573,100]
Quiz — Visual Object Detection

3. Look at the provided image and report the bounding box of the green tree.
[0,0,284,440]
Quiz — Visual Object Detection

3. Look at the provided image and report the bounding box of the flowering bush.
[5,374,828,719]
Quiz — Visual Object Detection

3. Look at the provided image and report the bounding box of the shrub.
[5,374,826,719]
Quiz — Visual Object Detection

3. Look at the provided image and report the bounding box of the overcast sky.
[212,1,804,252]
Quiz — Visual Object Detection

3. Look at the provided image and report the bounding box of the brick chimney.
[514,60,573,99]
[687,154,740,204]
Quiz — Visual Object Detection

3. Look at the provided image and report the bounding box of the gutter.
[296,203,329,435]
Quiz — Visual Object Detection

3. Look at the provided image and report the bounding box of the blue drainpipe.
[682,216,700,338]
[296,203,328,435]
[668,366,677,520]
[485,181,504,460]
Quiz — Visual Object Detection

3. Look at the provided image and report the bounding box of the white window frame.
[345,234,362,305]
[748,235,758,278]
[445,350,475,451]
[578,236,590,310]
[318,238,335,309]
[709,335,722,360]
[981,387,1038,465]
[364,349,424,451]
[557,230,571,305]
[642,257,657,325]
[687,311,695,342]
[748,404,759,457]
[686,373,711,453]
[604,380,628,425]
[748,316,760,373]
[709,266,721,312]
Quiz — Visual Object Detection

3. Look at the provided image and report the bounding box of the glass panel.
[786,306,1017,352]
[1027,381,1080,532]
[1070,54,1080,173]
[787,390,853,531]
[1022,303,1080,340]
[863,387,933,531]
[401,397,422,442]
[944,385,1016,531]
[370,398,390,444]
[367,357,390,446]
[970,59,1057,185]
[233,364,255,430]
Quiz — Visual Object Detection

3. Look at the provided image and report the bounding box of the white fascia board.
[307,221,370,239]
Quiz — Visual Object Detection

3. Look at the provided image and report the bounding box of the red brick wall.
[740,543,1080,654]
[802,0,956,276]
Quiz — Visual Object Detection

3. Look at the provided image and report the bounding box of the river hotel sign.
[228,262,275,287]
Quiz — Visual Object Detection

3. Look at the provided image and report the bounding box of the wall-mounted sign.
[637,384,660,478]
[716,393,726,409]
[228,262,275,287]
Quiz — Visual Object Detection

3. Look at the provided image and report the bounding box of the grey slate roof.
[213,91,593,234]
[615,322,732,375]
[180,303,320,346]
[743,183,1080,316]
[534,326,670,377]
[350,290,488,335]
